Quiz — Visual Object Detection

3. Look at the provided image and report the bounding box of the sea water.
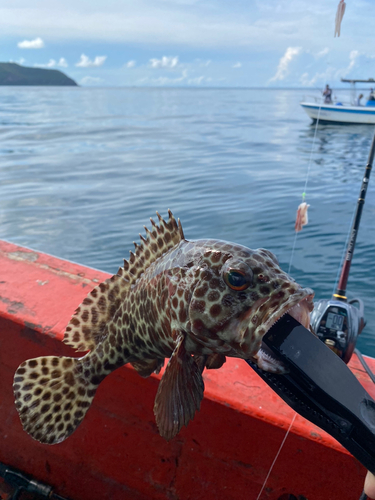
[1,86,374,356]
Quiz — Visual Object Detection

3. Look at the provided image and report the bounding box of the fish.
[13,210,314,444]
[295,202,310,233]
[334,0,346,37]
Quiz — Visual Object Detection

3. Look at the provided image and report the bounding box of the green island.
[0,63,78,86]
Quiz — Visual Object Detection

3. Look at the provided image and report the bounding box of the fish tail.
[14,353,103,444]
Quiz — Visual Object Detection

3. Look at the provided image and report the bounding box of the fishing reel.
[310,297,366,364]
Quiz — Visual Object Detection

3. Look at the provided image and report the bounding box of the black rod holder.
[247,314,375,474]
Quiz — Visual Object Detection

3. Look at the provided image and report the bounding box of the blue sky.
[1,0,374,87]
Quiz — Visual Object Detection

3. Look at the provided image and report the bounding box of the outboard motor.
[310,132,374,363]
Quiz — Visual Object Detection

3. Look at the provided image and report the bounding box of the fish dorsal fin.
[63,274,130,352]
[117,210,184,284]
[64,210,183,352]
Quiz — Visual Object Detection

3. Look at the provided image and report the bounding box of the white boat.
[301,78,375,124]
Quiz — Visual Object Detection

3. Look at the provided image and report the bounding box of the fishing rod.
[247,131,375,500]
[310,131,375,363]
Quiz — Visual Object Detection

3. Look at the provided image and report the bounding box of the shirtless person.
[323,84,332,103]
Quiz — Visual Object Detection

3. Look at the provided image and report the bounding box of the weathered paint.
[0,239,372,500]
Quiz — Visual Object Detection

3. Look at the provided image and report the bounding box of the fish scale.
[13,210,314,444]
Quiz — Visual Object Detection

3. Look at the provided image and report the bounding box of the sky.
[1,0,375,87]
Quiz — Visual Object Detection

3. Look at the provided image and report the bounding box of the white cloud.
[300,72,310,86]
[187,75,205,85]
[1,0,373,60]
[316,47,329,59]
[34,58,56,68]
[126,60,136,68]
[4,0,374,88]
[139,68,187,85]
[140,70,213,86]
[269,46,301,82]
[149,56,179,69]
[233,62,242,68]
[34,57,68,68]
[299,58,356,87]
[75,54,107,68]
[197,59,211,67]
[299,71,329,87]
[17,37,44,49]
[336,50,360,79]
[348,50,359,72]
[80,76,104,85]
[3,4,306,53]
[10,57,26,65]
[58,57,68,67]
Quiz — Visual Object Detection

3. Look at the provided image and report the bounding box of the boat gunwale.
[300,102,375,115]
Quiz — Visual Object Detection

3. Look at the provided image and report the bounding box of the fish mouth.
[251,287,314,374]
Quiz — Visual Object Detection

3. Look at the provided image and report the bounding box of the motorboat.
[301,78,375,124]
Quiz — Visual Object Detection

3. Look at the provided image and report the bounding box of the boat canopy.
[341,78,375,84]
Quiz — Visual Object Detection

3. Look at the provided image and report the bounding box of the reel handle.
[349,298,366,335]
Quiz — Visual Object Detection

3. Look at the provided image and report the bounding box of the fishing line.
[255,413,297,500]
[288,232,298,275]
[303,103,322,196]
[267,7,345,489]
[288,103,322,274]
[271,90,322,500]
[265,5,359,499]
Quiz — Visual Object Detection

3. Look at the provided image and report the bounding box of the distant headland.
[0,63,78,86]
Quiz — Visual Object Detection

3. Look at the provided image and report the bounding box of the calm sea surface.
[1,87,375,356]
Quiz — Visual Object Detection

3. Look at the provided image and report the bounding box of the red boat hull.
[0,240,371,499]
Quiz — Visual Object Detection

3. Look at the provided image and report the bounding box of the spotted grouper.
[13,211,314,444]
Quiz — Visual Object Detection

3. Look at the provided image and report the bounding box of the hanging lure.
[334,0,346,37]
[295,202,310,232]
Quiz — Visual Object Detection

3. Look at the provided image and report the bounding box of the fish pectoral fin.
[193,353,226,372]
[154,334,204,441]
[205,353,226,370]
[193,355,208,373]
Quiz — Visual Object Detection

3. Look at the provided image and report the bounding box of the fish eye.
[224,270,251,291]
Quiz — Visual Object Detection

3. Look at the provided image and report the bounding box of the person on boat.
[322,84,332,104]
[356,94,364,106]
[365,88,375,107]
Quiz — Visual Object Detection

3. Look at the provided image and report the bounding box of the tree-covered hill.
[0,63,78,86]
